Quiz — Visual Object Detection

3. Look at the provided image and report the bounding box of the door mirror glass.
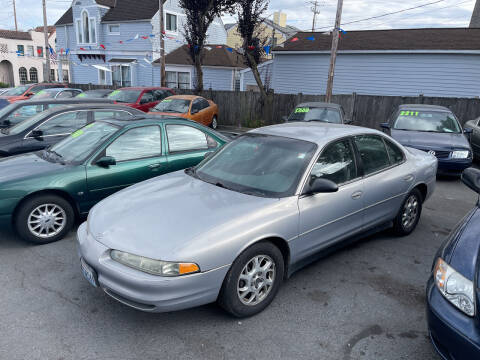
[344,118,353,124]
[303,177,339,196]
[25,92,34,97]
[462,168,480,194]
[464,127,473,134]
[96,156,116,168]
[380,122,391,129]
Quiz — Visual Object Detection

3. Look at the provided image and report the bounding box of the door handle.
[403,174,414,182]
[351,191,363,200]
[148,163,162,169]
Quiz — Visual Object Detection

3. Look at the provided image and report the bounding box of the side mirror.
[25,92,34,97]
[31,129,43,138]
[204,151,214,160]
[464,128,473,134]
[462,168,480,194]
[1,119,10,127]
[282,115,289,122]
[380,122,391,130]
[344,118,353,125]
[96,156,116,168]
[302,177,339,196]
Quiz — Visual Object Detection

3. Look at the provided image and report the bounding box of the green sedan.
[0,116,228,244]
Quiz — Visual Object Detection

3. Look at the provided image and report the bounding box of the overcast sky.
[0,0,475,32]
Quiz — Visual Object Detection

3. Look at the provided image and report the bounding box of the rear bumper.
[426,277,480,359]
[437,159,472,176]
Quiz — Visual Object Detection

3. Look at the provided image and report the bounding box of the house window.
[108,24,120,34]
[17,45,24,55]
[112,65,131,87]
[76,20,83,43]
[98,69,107,85]
[50,69,56,82]
[166,71,190,89]
[62,69,69,82]
[29,67,38,82]
[37,46,44,57]
[0,44,8,54]
[27,46,34,57]
[166,13,177,32]
[76,10,96,44]
[19,67,27,84]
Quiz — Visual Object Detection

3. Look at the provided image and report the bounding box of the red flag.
[100,44,106,49]
[291,37,299,42]
[80,47,86,51]
[248,45,255,50]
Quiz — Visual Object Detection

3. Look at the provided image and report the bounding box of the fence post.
[350,92,357,122]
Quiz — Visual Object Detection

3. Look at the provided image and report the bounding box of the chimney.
[470,0,480,27]
[273,11,287,28]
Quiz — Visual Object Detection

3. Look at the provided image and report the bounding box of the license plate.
[81,258,99,288]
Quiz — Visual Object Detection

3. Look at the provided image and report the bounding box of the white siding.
[241,61,274,91]
[203,67,233,90]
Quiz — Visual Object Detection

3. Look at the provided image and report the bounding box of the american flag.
[49,47,57,64]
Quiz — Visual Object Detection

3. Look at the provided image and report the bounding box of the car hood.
[88,171,282,265]
[0,153,65,183]
[391,129,471,151]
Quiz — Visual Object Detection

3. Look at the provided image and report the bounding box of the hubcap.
[237,255,276,306]
[27,204,66,239]
[212,117,217,129]
[401,195,419,230]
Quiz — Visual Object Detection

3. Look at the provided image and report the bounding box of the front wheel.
[218,242,284,318]
[393,188,423,236]
[15,194,75,244]
[210,116,218,130]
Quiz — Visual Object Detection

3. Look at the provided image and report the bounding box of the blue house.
[54,0,227,87]
[268,28,480,98]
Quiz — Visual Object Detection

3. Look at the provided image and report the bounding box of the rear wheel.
[218,242,284,318]
[15,194,75,244]
[210,116,218,130]
[393,188,423,236]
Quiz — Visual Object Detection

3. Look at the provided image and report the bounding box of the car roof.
[11,98,114,107]
[251,122,381,145]
[296,102,342,110]
[53,103,142,111]
[99,115,201,127]
[398,104,452,112]
[41,88,81,92]
[117,87,173,91]
[166,95,200,101]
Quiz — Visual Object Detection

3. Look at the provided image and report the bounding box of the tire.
[218,242,284,318]
[210,116,218,130]
[393,188,423,236]
[15,194,75,245]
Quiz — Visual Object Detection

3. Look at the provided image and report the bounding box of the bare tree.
[179,0,236,93]
[236,0,270,99]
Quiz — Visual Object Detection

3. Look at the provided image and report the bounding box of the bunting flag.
[100,44,106,49]
[247,45,255,50]
[205,46,212,51]
[65,48,70,55]
[291,37,299,42]
[134,34,139,40]
[226,47,233,53]
[306,36,315,41]
[263,45,271,55]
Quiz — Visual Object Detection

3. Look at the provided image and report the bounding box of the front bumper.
[437,159,472,176]
[77,222,230,313]
[426,277,480,359]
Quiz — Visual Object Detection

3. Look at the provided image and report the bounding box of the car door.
[22,110,90,152]
[138,91,156,112]
[85,125,168,205]
[165,123,218,172]
[354,135,413,229]
[295,138,365,261]
[470,118,480,155]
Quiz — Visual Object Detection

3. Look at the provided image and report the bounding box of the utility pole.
[325,0,343,103]
[42,0,51,83]
[13,0,18,31]
[309,0,321,32]
[159,0,166,87]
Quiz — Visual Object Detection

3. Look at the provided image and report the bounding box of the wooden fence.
[70,84,480,129]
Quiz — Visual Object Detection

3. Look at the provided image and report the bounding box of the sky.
[0,0,476,32]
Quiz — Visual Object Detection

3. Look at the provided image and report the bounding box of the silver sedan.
[77,123,437,317]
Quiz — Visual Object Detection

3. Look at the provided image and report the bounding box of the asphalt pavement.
[0,177,477,360]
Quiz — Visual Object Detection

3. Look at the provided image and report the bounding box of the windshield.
[288,107,342,124]
[8,111,50,135]
[77,91,108,99]
[393,110,461,133]
[48,122,119,163]
[3,85,30,96]
[108,89,141,103]
[31,90,56,100]
[195,134,317,198]
[153,99,190,113]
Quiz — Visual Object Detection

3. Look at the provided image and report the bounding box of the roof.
[0,29,32,40]
[33,26,56,35]
[471,0,480,27]
[252,122,379,145]
[296,102,343,110]
[225,23,236,32]
[398,104,452,112]
[158,45,247,68]
[275,28,480,52]
[56,0,159,25]
[263,18,299,37]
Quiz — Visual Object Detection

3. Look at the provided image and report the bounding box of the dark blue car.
[381,105,473,176]
[426,168,480,358]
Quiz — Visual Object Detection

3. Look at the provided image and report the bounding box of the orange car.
[149,95,219,129]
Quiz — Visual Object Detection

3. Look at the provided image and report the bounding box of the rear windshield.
[152,99,191,113]
[3,85,30,96]
[393,110,461,133]
[288,107,342,124]
[108,90,141,104]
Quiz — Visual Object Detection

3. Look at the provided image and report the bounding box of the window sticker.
[77,93,86,98]
[71,129,84,138]
[162,99,173,103]
[295,107,310,114]
[110,90,121,96]
[400,111,419,116]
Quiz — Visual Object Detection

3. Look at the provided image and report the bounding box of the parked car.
[78,122,437,317]
[76,89,113,99]
[30,88,83,100]
[108,87,175,112]
[463,117,480,160]
[0,116,228,244]
[427,167,480,359]
[284,102,351,124]
[0,88,12,96]
[0,83,68,108]
[381,104,473,176]
[0,104,143,157]
[149,95,219,129]
[0,98,114,130]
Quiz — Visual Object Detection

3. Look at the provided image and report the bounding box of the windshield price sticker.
[77,93,86,98]
[110,90,121,96]
[71,130,84,138]
[162,99,172,103]
[400,111,419,116]
[295,107,310,113]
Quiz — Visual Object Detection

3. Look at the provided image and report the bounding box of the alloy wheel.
[402,195,419,230]
[237,255,276,306]
[27,204,67,239]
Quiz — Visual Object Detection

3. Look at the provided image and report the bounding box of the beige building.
[0,28,64,87]
[225,12,299,51]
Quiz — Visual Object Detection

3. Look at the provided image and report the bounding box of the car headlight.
[110,250,200,277]
[451,151,470,159]
[434,258,475,316]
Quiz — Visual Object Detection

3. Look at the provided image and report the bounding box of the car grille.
[421,149,451,159]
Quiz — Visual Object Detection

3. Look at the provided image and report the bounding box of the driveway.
[0,178,475,360]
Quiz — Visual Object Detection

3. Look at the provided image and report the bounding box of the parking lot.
[0,177,476,360]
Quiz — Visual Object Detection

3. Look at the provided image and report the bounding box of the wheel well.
[12,190,79,225]
[415,184,428,202]
[262,237,291,279]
